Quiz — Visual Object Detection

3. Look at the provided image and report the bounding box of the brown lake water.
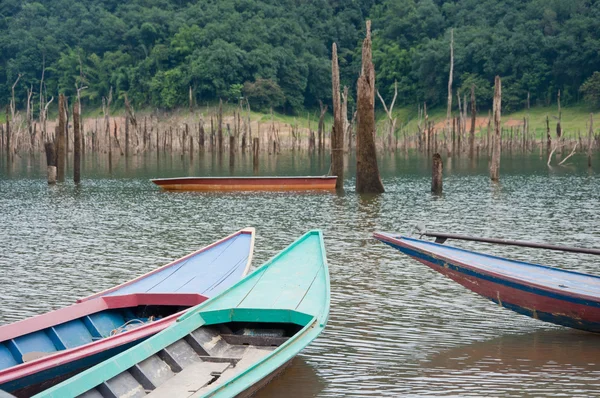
[1,151,600,397]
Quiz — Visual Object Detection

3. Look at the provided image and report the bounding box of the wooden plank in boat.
[146,361,230,397]
[220,334,289,347]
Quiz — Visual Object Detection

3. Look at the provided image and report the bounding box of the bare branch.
[558,143,578,166]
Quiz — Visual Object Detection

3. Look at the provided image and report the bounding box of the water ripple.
[0,152,599,396]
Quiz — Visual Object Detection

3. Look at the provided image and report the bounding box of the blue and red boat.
[374,231,600,333]
[0,228,255,397]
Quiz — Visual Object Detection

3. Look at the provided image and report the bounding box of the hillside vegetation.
[1,0,599,115]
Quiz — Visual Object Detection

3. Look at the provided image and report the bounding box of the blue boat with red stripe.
[0,228,255,397]
[374,231,600,333]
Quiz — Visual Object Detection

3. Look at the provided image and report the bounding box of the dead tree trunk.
[446,28,454,135]
[489,76,501,182]
[125,111,130,157]
[318,101,327,153]
[556,90,562,141]
[377,80,398,153]
[252,137,259,174]
[64,96,69,154]
[356,20,384,194]
[5,106,9,161]
[469,84,476,159]
[210,117,215,151]
[57,94,66,182]
[73,101,81,183]
[199,119,205,151]
[26,86,33,154]
[341,86,349,151]
[588,113,593,168]
[331,43,344,189]
[546,116,551,154]
[45,142,56,184]
[432,153,443,194]
[218,99,223,153]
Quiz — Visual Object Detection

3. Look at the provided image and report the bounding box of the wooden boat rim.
[374,232,600,303]
[206,316,320,397]
[79,227,255,302]
[0,305,186,384]
[0,293,207,343]
[178,229,330,325]
[151,176,337,183]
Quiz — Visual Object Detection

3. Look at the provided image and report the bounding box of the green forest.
[1,0,600,114]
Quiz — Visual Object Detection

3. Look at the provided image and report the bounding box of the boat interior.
[78,320,306,398]
[0,304,192,370]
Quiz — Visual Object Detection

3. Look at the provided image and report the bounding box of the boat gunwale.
[80,227,255,302]
[374,232,600,304]
[151,176,337,183]
[0,293,207,344]
[0,304,185,385]
[200,316,322,397]
[178,230,328,324]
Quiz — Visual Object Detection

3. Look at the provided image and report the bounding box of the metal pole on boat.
[423,232,600,256]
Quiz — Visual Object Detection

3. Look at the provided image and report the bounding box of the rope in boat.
[110,316,155,336]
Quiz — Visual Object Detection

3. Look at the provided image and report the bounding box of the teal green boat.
[34,230,330,398]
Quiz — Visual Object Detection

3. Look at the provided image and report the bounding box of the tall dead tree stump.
[331,43,344,189]
[56,94,66,182]
[489,76,502,181]
[355,21,384,194]
[73,101,81,183]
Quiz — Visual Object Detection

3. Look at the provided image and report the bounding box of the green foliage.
[372,0,600,111]
[580,72,600,108]
[243,79,285,111]
[1,0,599,115]
[228,84,244,102]
[0,0,370,113]
[458,74,493,107]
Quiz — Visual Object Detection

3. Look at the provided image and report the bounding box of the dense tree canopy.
[1,0,599,114]
[371,0,600,111]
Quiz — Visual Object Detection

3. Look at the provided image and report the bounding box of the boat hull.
[375,233,600,333]
[0,229,255,395]
[0,294,207,396]
[235,359,293,398]
[151,176,337,191]
[9,340,141,398]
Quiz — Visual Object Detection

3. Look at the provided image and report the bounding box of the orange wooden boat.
[151,176,338,191]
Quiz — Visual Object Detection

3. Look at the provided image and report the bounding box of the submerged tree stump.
[44,142,56,184]
[331,43,344,189]
[253,137,259,174]
[218,99,223,153]
[356,21,384,194]
[73,101,81,183]
[431,153,443,194]
[469,85,476,159]
[589,113,593,168]
[56,94,66,182]
[489,76,501,181]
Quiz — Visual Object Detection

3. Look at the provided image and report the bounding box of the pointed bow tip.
[240,227,256,235]
[374,232,407,242]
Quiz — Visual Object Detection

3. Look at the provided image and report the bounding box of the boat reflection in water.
[423,329,600,380]
[255,358,325,398]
